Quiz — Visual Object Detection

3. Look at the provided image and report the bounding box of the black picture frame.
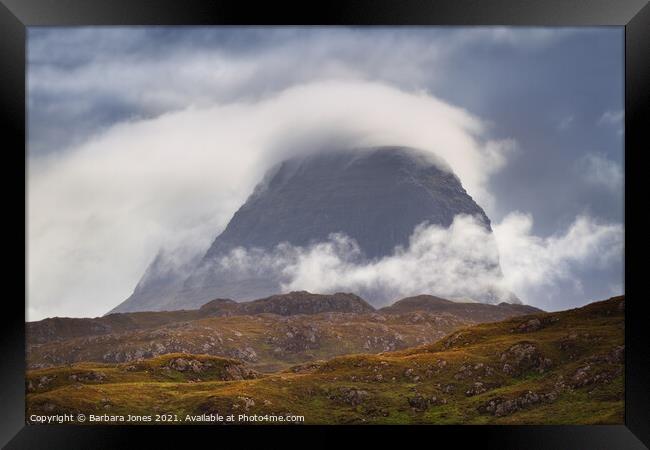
[1,0,648,448]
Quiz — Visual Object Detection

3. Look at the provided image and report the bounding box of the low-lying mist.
[191,213,623,310]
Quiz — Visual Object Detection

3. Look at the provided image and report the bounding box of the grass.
[26,296,624,425]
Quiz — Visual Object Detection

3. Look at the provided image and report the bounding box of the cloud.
[28,27,578,156]
[448,27,578,51]
[201,213,623,311]
[576,153,624,192]
[27,80,514,320]
[279,215,508,305]
[598,110,624,126]
[493,213,623,310]
[26,28,624,320]
[598,110,624,135]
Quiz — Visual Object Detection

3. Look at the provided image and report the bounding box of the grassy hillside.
[26,296,624,425]
[28,311,470,372]
[29,292,541,372]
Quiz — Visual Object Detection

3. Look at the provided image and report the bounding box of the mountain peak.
[111,146,498,313]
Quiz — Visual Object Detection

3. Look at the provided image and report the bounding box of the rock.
[34,375,56,390]
[499,342,551,376]
[478,390,555,417]
[69,371,105,382]
[465,382,488,397]
[454,362,494,380]
[443,331,467,349]
[541,391,558,402]
[570,364,619,388]
[407,394,430,411]
[224,364,258,381]
[502,363,515,376]
[515,318,543,333]
[407,393,446,411]
[238,396,255,410]
[169,358,199,372]
[168,358,190,371]
[588,345,624,364]
[443,384,456,394]
[329,387,372,406]
[290,361,323,374]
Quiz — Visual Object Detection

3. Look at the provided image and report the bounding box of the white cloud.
[28,27,582,155]
[27,80,514,320]
[598,110,624,135]
[577,153,624,192]
[26,28,623,320]
[598,110,624,126]
[200,213,623,311]
[29,27,575,114]
[493,213,623,309]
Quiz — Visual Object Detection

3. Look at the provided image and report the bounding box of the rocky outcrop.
[329,387,372,406]
[478,390,558,417]
[499,342,553,376]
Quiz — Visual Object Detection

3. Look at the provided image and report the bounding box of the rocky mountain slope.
[380,295,542,321]
[28,291,538,372]
[26,296,624,425]
[200,291,375,316]
[112,146,499,313]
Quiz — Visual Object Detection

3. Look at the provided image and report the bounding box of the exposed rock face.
[203,147,490,257]
[111,146,500,313]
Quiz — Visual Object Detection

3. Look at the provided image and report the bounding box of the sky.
[27,27,624,320]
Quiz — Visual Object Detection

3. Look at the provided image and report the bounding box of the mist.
[27,81,513,320]
[27,28,624,320]
[195,213,622,311]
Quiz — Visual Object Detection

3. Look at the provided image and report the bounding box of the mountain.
[28,291,372,346]
[27,291,540,372]
[27,296,623,424]
[200,146,491,259]
[200,291,375,316]
[111,146,500,313]
[380,295,542,321]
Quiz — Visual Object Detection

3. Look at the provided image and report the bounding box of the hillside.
[27,292,538,372]
[28,291,373,345]
[201,291,375,316]
[380,295,543,321]
[26,296,624,425]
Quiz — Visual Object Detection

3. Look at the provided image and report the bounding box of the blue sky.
[27,27,624,319]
